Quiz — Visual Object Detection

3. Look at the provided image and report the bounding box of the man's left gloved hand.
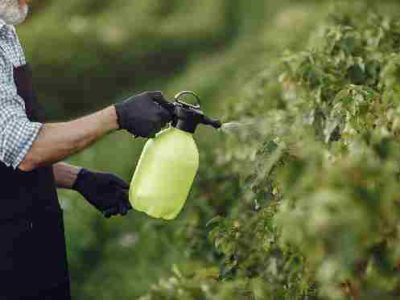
[72,168,132,218]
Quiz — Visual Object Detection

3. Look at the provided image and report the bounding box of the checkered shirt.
[0,18,42,169]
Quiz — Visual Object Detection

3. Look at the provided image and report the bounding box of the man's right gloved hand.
[115,91,172,138]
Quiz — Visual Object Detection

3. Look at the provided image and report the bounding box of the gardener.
[0,0,172,299]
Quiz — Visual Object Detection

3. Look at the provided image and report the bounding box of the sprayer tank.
[129,127,199,220]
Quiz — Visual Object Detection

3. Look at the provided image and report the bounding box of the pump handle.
[154,91,222,131]
[174,91,201,109]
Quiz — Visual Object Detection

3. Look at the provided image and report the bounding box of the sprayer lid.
[170,91,222,133]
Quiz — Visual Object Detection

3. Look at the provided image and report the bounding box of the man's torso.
[0,20,70,298]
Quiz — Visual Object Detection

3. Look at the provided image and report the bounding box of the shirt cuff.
[11,122,43,169]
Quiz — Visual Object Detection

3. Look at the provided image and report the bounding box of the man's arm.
[18,91,171,172]
[0,50,171,172]
[53,162,81,189]
[53,161,132,218]
[19,106,118,171]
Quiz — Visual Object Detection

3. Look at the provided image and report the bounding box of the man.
[0,0,172,299]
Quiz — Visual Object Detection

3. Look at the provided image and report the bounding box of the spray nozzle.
[157,91,222,133]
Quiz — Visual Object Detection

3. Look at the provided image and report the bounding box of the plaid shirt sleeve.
[0,50,42,169]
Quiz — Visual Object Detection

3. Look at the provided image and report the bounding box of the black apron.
[0,64,70,299]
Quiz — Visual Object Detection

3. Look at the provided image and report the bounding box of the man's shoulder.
[0,49,12,76]
[0,45,10,64]
[0,25,26,68]
[0,48,8,64]
[0,25,10,56]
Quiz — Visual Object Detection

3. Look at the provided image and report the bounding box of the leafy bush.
[23,1,310,298]
[20,0,400,298]
[142,2,400,299]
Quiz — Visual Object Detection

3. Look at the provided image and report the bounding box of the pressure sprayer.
[129,91,222,220]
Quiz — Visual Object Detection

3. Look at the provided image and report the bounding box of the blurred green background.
[18,0,399,299]
[20,1,312,298]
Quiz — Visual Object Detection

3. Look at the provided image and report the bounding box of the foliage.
[19,0,400,299]
[142,2,400,299]
[22,0,310,298]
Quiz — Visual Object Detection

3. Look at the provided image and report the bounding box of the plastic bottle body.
[129,127,199,220]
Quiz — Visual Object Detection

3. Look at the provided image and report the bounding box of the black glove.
[73,168,132,218]
[115,91,172,138]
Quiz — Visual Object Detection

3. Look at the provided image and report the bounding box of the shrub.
[142,3,400,299]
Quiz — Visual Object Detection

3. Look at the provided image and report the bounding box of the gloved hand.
[115,91,172,138]
[73,168,132,218]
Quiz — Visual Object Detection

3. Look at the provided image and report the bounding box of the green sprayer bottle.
[129,91,222,220]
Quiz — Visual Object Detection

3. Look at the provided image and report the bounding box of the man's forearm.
[19,106,119,171]
[53,162,81,189]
